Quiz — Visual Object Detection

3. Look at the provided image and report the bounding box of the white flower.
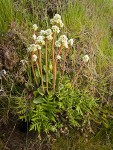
[56,55,61,60]
[58,35,68,48]
[46,35,53,41]
[68,39,74,46]
[55,19,64,28]
[33,24,38,31]
[50,14,64,28]
[59,35,68,43]
[52,25,60,33]
[32,54,37,62]
[50,14,61,25]
[36,36,45,45]
[40,30,46,36]
[45,29,52,36]
[83,55,89,63]
[51,19,64,28]
[27,44,37,52]
[54,19,60,24]
[27,44,41,52]
[55,40,61,47]
[54,14,61,20]
[32,34,37,40]
[55,35,68,48]
[40,29,52,39]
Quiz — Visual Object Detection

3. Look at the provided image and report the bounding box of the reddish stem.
[39,51,44,92]
[31,52,38,86]
[45,39,48,93]
[52,33,56,92]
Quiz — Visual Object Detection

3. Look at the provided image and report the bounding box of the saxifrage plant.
[16,14,100,136]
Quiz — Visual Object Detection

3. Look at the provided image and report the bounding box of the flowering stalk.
[39,50,44,92]
[57,46,62,58]
[45,39,48,92]
[35,51,40,74]
[35,60,40,76]
[31,26,39,86]
[30,52,38,86]
[52,33,56,92]
[73,55,89,86]
[62,48,69,75]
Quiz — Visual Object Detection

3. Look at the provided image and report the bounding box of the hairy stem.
[57,46,62,56]
[45,39,48,93]
[35,50,40,75]
[39,51,44,92]
[31,52,38,86]
[35,61,40,76]
[52,33,56,92]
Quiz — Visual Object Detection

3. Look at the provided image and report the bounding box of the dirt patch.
[0,120,52,150]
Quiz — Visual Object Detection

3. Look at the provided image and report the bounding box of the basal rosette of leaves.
[16,76,99,134]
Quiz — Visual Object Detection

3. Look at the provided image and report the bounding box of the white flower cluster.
[55,35,65,48]
[33,24,38,31]
[50,14,64,28]
[40,29,53,41]
[52,25,60,33]
[36,36,45,46]
[55,40,61,48]
[27,44,38,52]
[82,55,89,63]
[27,43,42,52]
[28,15,73,63]
[55,35,74,48]
[59,35,68,48]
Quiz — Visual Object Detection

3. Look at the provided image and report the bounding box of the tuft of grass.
[0,0,50,36]
[62,0,113,97]
[52,129,113,150]
[0,0,14,34]
[63,0,113,66]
